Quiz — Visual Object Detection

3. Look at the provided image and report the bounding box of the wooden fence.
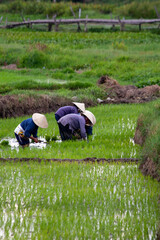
[1,18,160,32]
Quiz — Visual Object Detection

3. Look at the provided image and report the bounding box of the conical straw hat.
[32,113,48,128]
[82,110,96,126]
[73,102,85,112]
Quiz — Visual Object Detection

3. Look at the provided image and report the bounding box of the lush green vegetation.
[137,100,160,168]
[0,161,159,239]
[0,1,160,19]
[0,29,160,100]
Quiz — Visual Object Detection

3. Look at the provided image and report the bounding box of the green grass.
[0,161,159,239]
[0,29,160,96]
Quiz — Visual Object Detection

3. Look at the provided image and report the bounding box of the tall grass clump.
[19,49,52,68]
[115,1,160,18]
[135,100,160,176]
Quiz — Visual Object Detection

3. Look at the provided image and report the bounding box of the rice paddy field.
[0,102,160,239]
[0,162,160,240]
[0,103,149,159]
[0,6,160,239]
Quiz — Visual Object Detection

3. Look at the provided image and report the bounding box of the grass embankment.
[136,99,160,180]
[0,161,159,239]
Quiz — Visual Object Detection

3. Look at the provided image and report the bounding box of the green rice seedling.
[0,162,159,239]
[0,140,9,146]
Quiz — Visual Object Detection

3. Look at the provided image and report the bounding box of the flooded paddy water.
[0,162,159,239]
[0,137,62,151]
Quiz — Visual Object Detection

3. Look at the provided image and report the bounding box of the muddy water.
[0,137,62,151]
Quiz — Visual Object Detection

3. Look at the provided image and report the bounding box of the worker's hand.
[30,136,38,143]
[33,138,38,143]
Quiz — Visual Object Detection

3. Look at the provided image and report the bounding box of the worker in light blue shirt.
[58,111,96,141]
[14,113,48,147]
[55,102,93,137]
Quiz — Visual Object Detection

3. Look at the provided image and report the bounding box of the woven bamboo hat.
[73,102,85,112]
[32,113,48,128]
[82,110,96,126]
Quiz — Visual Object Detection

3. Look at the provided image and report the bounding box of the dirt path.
[0,157,139,163]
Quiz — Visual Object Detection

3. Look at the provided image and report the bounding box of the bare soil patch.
[0,95,71,118]
[134,118,160,182]
[98,75,160,103]
[134,115,146,146]
[1,64,22,70]
[139,158,160,182]
[0,157,139,163]
[0,94,95,118]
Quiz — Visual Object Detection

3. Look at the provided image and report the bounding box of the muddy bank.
[134,115,160,182]
[0,94,95,118]
[139,158,160,182]
[0,157,139,163]
[1,75,160,118]
[98,75,160,104]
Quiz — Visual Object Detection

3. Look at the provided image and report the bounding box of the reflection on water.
[0,137,62,151]
[0,137,47,150]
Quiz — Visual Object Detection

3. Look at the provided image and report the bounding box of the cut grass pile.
[0,161,159,239]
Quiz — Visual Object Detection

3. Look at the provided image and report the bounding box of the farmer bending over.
[55,102,93,137]
[57,110,96,141]
[14,113,48,147]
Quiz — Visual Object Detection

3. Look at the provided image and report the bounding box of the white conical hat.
[82,110,96,126]
[32,113,48,128]
[73,102,85,112]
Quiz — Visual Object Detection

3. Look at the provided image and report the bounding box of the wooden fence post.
[118,17,125,31]
[0,16,3,24]
[110,14,115,30]
[154,6,160,28]
[54,16,59,32]
[48,23,52,31]
[70,6,81,32]
[84,15,88,32]
[27,18,32,29]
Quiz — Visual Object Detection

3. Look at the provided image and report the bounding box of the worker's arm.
[30,136,38,143]
[79,118,87,140]
[24,121,38,141]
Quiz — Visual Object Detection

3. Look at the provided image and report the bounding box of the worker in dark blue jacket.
[14,113,48,147]
[55,102,85,121]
